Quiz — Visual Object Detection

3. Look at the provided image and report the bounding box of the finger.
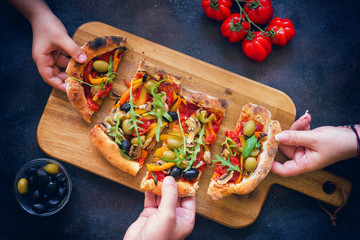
[40,65,66,92]
[275,130,315,148]
[272,147,311,177]
[52,49,61,64]
[180,196,196,213]
[291,111,312,131]
[61,49,70,57]
[278,112,312,158]
[48,76,66,92]
[56,54,70,68]
[57,72,68,81]
[278,143,296,159]
[144,191,157,208]
[156,195,161,207]
[55,35,87,63]
[271,158,307,177]
[158,176,178,216]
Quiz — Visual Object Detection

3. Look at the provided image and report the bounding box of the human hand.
[271,111,358,177]
[30,10,87,91]
[124,176,196,240]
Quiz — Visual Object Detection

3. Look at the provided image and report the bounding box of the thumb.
[275,130,315,148]
[56,35,87,63]
[158,176,178,216]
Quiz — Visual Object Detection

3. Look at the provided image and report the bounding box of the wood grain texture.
[37,22,352,228]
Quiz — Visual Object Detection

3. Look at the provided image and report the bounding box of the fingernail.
[301,110,309,120]
[78,52,87,62]
[275,132,289,142]
[163,176,176,186]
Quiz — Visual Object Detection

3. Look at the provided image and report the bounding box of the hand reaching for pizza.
[8,0,87,92]
[124,176,196,240]
[272,111,359,177]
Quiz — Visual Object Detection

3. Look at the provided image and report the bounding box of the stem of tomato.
[237,0,262,9]
[235,0,269,37]
[210,0,219,11]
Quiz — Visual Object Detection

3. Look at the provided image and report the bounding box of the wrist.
[29,7,55,26]
[350,124,360,159]
[338,125,359,160]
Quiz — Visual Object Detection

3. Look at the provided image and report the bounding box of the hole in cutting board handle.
[322,181,336,194]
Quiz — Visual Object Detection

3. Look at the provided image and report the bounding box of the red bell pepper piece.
[87,98,99,111]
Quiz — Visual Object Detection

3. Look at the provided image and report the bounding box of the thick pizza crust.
[65,36,127,123]
[207,103,281,200]
[138,60,182,87]
[207,179,235,200]
[140,173,201,197]
[179,88,228,113]
[89,125,141,176]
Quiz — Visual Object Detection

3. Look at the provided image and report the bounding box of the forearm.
[7,0,53,23]
[349,124,360,159]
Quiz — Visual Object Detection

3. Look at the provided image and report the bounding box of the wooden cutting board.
[37,22,352,228]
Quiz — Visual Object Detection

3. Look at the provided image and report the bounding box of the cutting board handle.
[267,170,352,207]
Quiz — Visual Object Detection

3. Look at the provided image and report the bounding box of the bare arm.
[8,0,87,91]
[124,177,196,240]
[272,111,358,177]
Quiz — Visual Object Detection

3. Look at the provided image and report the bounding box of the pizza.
[65,36,127,123]
[207,103,281,200]
[140,88,227,197]
[89,61,182,176]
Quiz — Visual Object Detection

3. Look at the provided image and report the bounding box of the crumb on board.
[225,88,233,95]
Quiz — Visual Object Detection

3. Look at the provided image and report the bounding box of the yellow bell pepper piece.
[88,74,107,84]
[146,162,175,172]
[239,136,246,148]
[170,96,181,112]
[136,86,148,106]
[113,49,122,72]
[154,147,168,157]
[117,82,142,107]
[236,155,244,184]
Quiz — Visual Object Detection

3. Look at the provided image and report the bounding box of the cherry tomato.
[267,17,296,46]
[241,31,271,62]
[221,13,250,43]
[243,0,273,24]
[201,0,232,21]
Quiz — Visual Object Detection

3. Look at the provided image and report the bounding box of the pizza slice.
[89,61,182,176]
[140,88,227,197]
[207,103,281,200]
[65,36,127,123]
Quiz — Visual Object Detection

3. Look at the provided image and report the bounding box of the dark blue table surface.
[1,0,360,239]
